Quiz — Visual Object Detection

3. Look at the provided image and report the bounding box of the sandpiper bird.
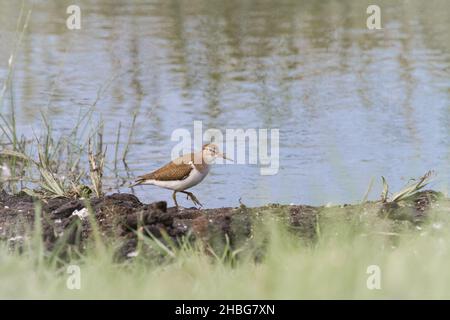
[131,144,230,207]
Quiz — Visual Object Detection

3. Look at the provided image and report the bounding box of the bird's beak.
[217,152,233,161]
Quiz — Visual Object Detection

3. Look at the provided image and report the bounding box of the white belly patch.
[143,167,209,191]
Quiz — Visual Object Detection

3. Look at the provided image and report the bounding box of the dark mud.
[0,190,444,260]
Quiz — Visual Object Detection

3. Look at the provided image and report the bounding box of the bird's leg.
[172,191,179,208]
[180,191,203,207]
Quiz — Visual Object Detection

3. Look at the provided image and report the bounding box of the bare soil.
[0,190,443,260]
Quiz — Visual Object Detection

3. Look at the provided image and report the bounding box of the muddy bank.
[0,190,444,259]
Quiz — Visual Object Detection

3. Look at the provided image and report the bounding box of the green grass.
[1,203,450,299]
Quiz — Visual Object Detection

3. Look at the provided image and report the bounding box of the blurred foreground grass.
[1,200,450,299]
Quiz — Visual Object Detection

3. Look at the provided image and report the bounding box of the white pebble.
[127,251,139,258]
[71,208,89,220]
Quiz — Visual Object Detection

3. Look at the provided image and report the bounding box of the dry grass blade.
[122,112,137,164]
[88,132,106,198]
[0,149,34,163]
[38,168,65,197]
[36,146,66,197]
[361,177,375,203]
[0,9,31,109]
[380,171,434,204]
[1,148,67,198]
[381,176,389,203]
[390,171,434,203]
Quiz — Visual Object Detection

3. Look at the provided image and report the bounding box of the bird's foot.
[185,192,203,208]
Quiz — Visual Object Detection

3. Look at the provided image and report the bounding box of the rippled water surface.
[1,0,450,207]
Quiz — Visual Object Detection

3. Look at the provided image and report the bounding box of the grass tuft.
[381,171,434,204]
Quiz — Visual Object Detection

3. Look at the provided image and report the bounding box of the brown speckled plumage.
[134,152,209,183]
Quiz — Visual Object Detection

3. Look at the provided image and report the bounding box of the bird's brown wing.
[135,154,195,184]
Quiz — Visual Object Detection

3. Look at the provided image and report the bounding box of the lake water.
[1,0,449,208]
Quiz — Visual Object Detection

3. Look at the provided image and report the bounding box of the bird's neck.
[192,151,211,172]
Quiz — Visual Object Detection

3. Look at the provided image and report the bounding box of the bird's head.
[202,143,232,164]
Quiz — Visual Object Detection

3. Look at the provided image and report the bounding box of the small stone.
[127,251,139,258]
[72,208,89,220]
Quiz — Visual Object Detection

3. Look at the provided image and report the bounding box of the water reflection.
[1,0,449,207]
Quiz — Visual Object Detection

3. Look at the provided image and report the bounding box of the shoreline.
[0,190,443,259]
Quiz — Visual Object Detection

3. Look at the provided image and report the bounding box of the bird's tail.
[129,178,144,188]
